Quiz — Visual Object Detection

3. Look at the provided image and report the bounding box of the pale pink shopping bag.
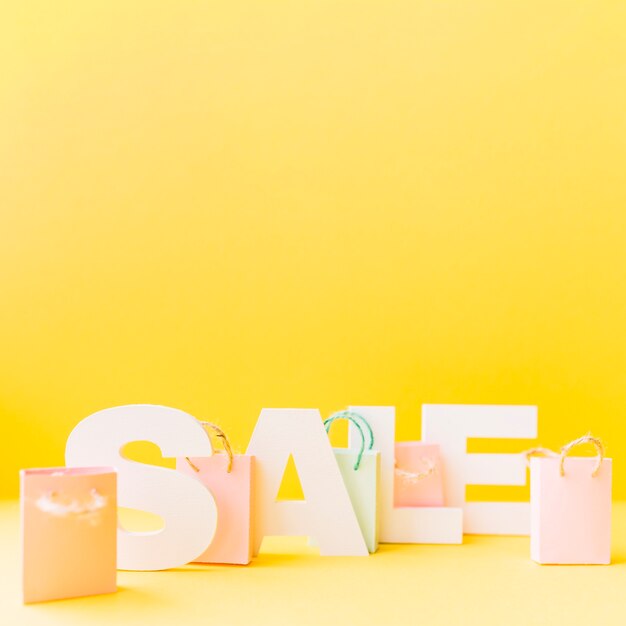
[394,442,444,507]
[21,466,117,603]
[530,436,612,565]
[177,422,254,565]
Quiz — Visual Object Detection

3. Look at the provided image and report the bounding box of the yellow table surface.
[2,500,625,625]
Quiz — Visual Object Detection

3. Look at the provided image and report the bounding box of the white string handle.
[394,456,437,484]
[36,488,108,517]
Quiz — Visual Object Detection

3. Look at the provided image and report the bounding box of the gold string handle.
[186,421,234,473]
[522,447,559,467]
[559,434,605,477]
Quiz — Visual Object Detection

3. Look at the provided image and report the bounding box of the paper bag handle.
[523,447,559,467]
[186,421,234,473]
[323,410,374,471]
[559,434,605,477]
[394,457,437,484]
[36,488,108,517]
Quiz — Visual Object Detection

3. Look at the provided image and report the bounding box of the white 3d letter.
[65,404,218,570]
[421,404,538,535]
[349,406,463,544]
[246,408,369,556]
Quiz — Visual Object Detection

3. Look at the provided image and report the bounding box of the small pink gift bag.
[177,422,254,565]
[530,436,612,565]
[21,466,117,603]
[394,442,444,507]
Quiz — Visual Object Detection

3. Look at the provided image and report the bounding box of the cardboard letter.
[421,404,537,535]
[66,404,218,570]
[246,408,369,556]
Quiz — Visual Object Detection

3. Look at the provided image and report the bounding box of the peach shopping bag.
[530,436,612,565]
[394,442,444,507]
[177,422,254,565]
[21,466,117,603]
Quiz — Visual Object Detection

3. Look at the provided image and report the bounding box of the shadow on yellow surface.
[2,501,626,625]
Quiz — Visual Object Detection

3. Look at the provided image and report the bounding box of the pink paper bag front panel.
[394,442,444,507]
[177,454,254,565]
[530,457,612,564]
[21,467,117,603]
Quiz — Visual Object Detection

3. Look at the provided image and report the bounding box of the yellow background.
[2,1,626,504]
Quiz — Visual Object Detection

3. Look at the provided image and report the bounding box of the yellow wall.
[1,2,625,500]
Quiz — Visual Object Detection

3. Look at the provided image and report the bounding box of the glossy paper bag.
[394,442,444,507]
[177,422,254,565]
[530,437,611,565]
[21,466,117,603]
[324,411,380,553]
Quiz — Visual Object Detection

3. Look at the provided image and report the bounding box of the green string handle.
[323,410,375,471]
